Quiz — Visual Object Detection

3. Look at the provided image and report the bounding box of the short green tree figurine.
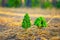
[34,17,42,27]
[40,17,47,27]
[34,17,47,28]
[22,13,31,29]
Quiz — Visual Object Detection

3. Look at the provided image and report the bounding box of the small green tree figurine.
[34,17,42,27]
[40,17,47,27]
[34,17,47,28]
[22,13,31,29]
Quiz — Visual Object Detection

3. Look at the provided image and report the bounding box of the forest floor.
[0,8,60,40]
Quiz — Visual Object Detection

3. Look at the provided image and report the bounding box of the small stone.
[35,37,41,40]
[28,34,33,36]
[54,26,58,27]
[7,39,15,40]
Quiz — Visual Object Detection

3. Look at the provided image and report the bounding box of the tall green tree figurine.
[34,17,42,27]
[22,13,31,29]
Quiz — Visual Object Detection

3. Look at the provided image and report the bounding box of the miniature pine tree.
[34,17,41,27]
[40,17,47,27]
[34,17,47,28]
[22,13,31,29]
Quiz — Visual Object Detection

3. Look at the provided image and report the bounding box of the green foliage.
[22,13,31,29]
[14,0,22,7]
[41,17,47,27]
[34,17,41,27]
[34,17,47,28]
[31,0,40,7]
[7,0,22,7]
[0,0,2,6]
[7,0,15,7]
[24,0,41,7]
[56,1,60,8]
[42,0,52,8]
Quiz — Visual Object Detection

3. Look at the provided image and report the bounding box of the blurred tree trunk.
[2,0,5,7]
[25,0,32,7]
[2,0,7,7]
[52,0,57,7]
[40,0,45,8]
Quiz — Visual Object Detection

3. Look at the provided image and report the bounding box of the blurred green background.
[0,0,60,8]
